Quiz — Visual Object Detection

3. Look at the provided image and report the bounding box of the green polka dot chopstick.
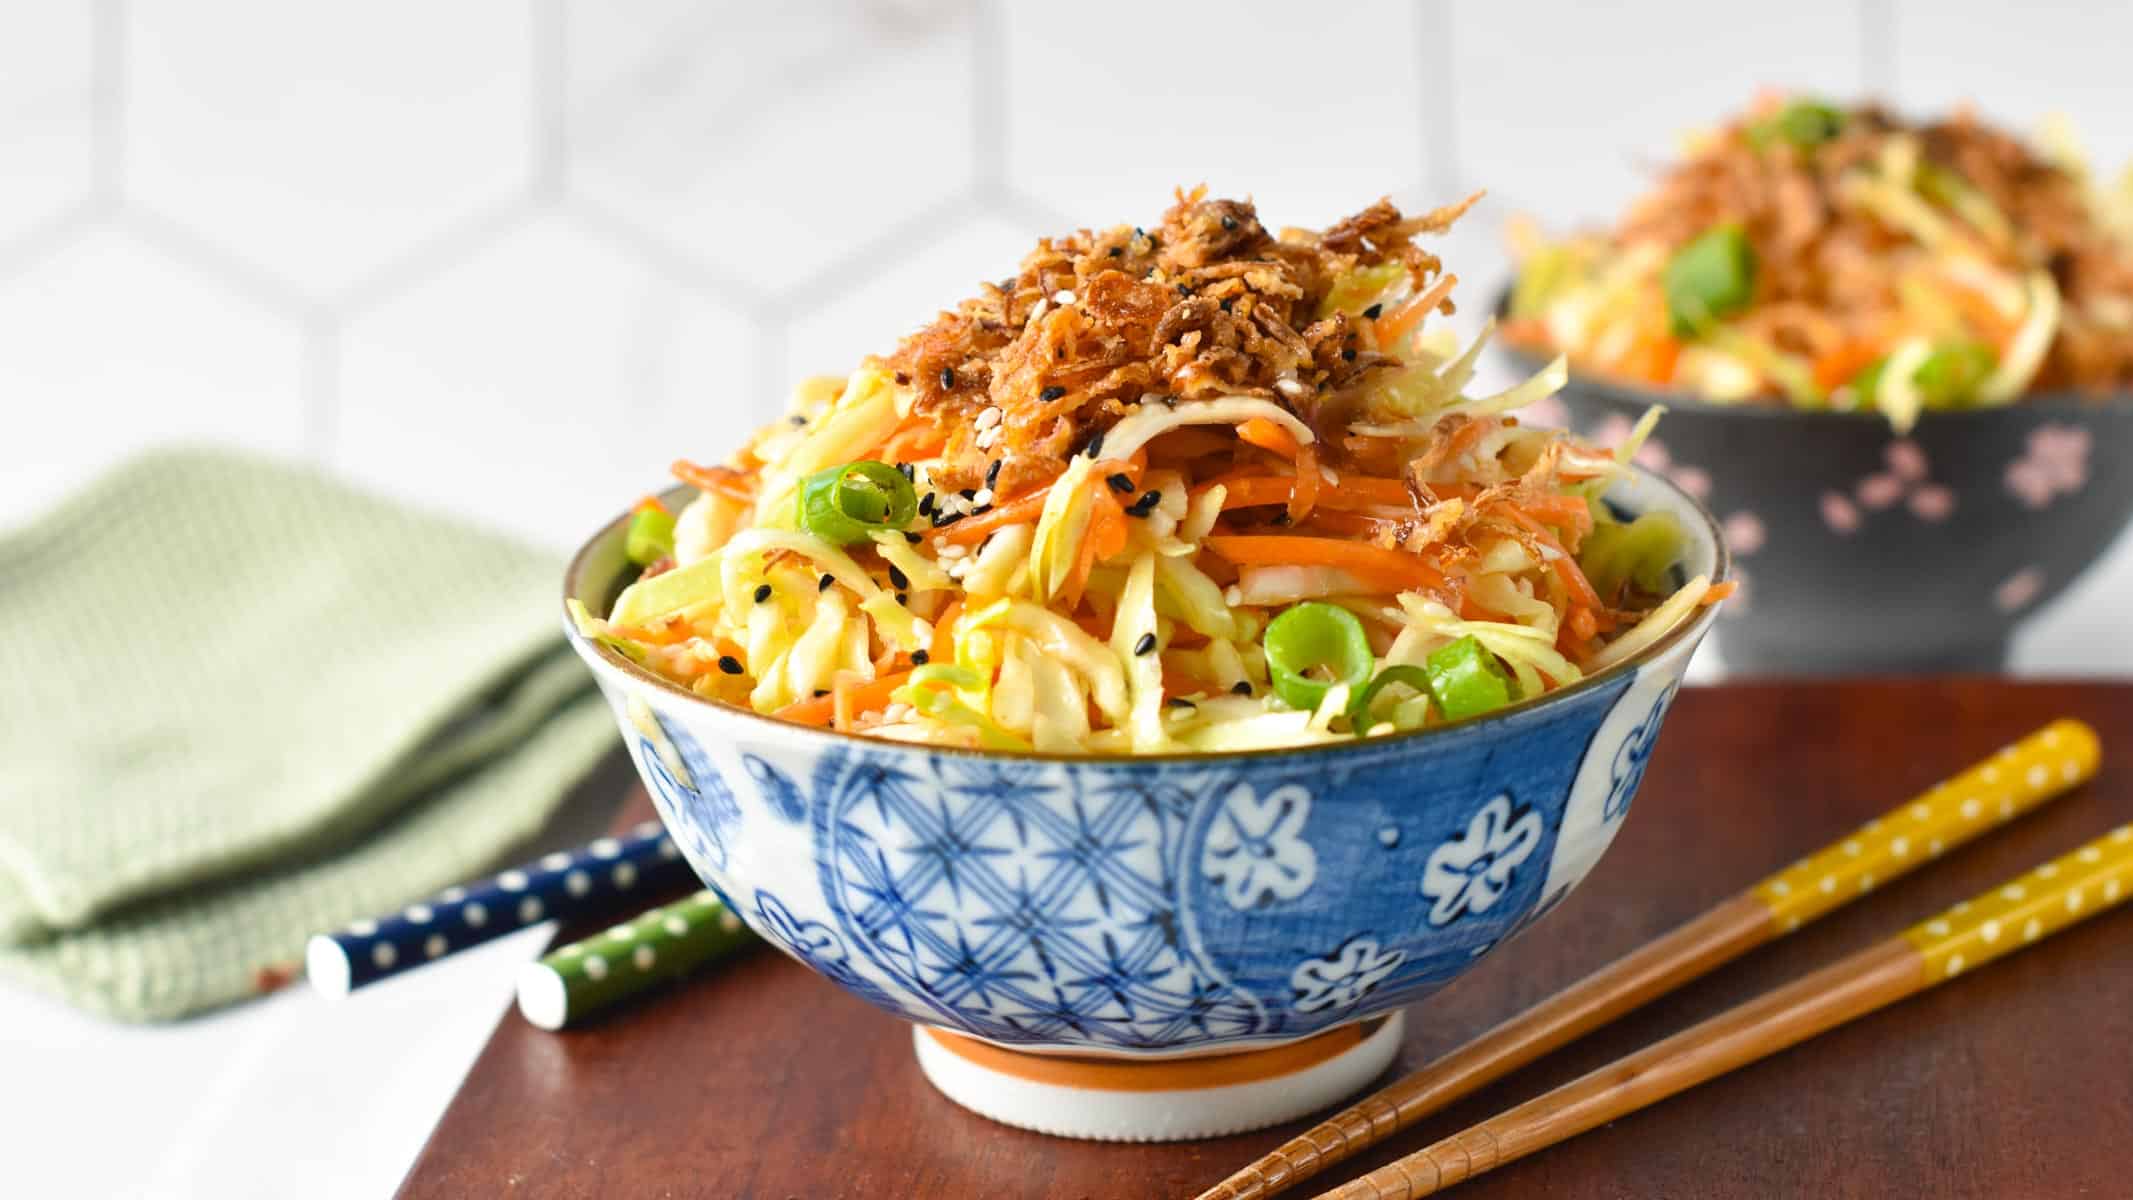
[516,890,757,1030]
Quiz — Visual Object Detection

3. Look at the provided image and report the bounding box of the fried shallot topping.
[877,187,1473,494]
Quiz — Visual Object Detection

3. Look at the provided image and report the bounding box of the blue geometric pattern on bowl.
[631,716,741,874]
[589,658,1702,1052]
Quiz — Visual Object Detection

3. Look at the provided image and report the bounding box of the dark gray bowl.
[1496,305,2133,675]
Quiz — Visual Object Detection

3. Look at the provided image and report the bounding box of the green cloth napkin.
[0,447,619,1020]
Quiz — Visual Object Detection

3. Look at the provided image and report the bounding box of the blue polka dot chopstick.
[304,820,698,998]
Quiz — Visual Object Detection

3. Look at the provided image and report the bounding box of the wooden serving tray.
[399,680,2133,1198]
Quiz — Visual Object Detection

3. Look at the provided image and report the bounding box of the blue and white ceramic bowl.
[563,465,1727,1059]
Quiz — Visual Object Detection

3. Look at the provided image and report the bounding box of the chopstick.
[516,889,757,1030]
[1313,820,2133,1198]
[305,821,698,998]
[1195,719,2100,1200]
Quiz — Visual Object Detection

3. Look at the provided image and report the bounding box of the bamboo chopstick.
[1314,820,2133,1199]
[1195,719,2100,1200]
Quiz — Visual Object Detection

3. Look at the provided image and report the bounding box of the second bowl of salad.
[1503,95,2133,673]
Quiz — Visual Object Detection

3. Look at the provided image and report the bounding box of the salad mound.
[1506,95,2133,429]
[577,189,1723,754]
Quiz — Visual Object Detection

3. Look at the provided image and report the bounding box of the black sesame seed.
[1231,680,1254,696]
[814,688,830,698]
[887,564,909,590]
[753,583,772,603]
[919,492,937,517]
[1107,246,1122,257]
[985,459,1003,488]
[1130,490,1161,516]
[1133,633,1157,657]
[717,655,744,675]
[1084,432,1105,459]
[1039,385,1067,402]
[1176,283,1191,296]
[789,414,808,426]
[904,531,923,544]
[958,488,976,501]
[896,592,909,605]
[1220,215,1238,231]
[939,367,956,389]
[1134,226,1146,239]
[1363,303,1383,319]
[1107,472,1135,493]
[1166,696,1197,708]
[819,573,835,592]
[933,511,966,528]
[910,649,930,666]
[1342,348,1357,362]
[893,371,910,385]
[1271,511,1293,526]
[1218,298,1233,313]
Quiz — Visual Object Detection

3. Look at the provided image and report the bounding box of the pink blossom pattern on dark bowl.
[1498,310,2133,674]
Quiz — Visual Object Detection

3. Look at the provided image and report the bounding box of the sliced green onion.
[1424,635,1518,722]
[1850,340,1998,410]
[1263,602,1374,713]
[1347,664,1433,736]
[1747,99,1845,151]
[796,460,917,545]
[897,664,1029,750]
[625,505,676,566]
[1580,510,1685,601]
[1663,225,1756,337]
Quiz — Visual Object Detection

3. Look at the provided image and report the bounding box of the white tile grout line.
[532,0,569,201]
[1859,0,1897,98]
[90,0,127,205]
[1416,0,1462,201]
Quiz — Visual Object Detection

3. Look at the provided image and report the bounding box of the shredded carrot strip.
[1197,472,1412,513]
[1061,490,1127,610]
[1145,428,1237,461]
[1702,581,1738,604]
[1236,418,1303,460]
[1201,535,1449,593]
[930,458,1142,546]
[1811,337,1884,392]
[930,600,963,662]
[881,419,947,463]
[671,460,756,503]
[1287,444,1321,524]
[774,669,915,728]
[1372,271,1458,348]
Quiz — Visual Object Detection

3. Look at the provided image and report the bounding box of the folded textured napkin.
[0,448,618,1020]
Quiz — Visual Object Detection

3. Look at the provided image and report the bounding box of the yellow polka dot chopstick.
[1313,821,2133,1199]
[1193,720,2101,1200]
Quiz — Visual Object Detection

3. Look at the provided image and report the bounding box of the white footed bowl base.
[911,1010,1406,1142]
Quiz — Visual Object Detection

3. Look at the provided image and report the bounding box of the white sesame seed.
[975,428,1000,450]
[971,488,994,507]
[974,406,1002,431]
[1223,585,1244,606]
[1052,289,1076,305]
[1027,299,1049,322]
[1275,377,1307,398]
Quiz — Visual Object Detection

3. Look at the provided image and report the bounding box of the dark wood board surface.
[400,680,2133,1199]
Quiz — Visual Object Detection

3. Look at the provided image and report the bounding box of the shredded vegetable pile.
[576,189,1723,754]
[1506,95,2133,431]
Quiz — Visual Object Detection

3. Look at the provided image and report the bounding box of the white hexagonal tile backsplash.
[1,0,2130,674]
